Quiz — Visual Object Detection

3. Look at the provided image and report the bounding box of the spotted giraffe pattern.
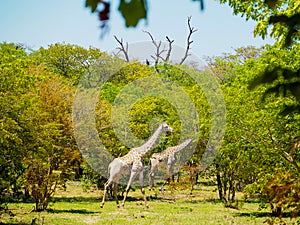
[149,138,194,189]
[100,122,173,208]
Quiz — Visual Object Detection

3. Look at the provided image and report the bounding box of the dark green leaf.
[85,0,103,13]
[118,0,147,27]
[249,66,280,90]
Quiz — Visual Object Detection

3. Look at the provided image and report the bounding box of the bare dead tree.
[114,17,197,66]
[114,35,130,62]
[165,36,174,62]
[179,16,197,65]
[143,30,166,65]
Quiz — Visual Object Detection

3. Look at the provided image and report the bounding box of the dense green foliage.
[0,43,40,209]
[85,0,300,113]
[219,0,300,114]
[219,0,300,47]
[0,43,96,211]
[0,41,299,222]
[1,1,299,224]
[208,46,299,217]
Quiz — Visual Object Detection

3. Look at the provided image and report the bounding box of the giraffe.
[100,122,173,208]
[149,138,194,191]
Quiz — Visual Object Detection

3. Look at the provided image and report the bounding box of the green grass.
[1,182,299,225]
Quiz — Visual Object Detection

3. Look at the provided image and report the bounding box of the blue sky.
[0,0,274,58]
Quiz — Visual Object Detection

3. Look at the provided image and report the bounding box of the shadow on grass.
[52,196,99,203]
[47,208,97,214]
[181,199,223,204]
[235,211,299,219]
[53,195,154,204]
[0,223,29,225]
[198,180,216,186]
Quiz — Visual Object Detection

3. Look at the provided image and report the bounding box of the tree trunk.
[216,164,223,200]
[176,171,181,182]
[230,181,235,202]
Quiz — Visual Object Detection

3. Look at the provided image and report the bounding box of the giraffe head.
[162,122,173,134]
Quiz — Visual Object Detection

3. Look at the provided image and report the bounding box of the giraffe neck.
[174,138,193,153]
[136,124,164,156]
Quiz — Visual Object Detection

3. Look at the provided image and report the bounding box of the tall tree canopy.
[84,0,300,114]
[218,0,300,114]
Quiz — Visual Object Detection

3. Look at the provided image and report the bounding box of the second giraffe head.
[161,122,173,134]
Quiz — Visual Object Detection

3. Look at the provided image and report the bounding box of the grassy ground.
[1,182,299,225]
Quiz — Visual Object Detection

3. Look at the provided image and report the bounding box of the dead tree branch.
[179,16,197,65]
[114,35,130,62]
[143,30,166,65]
[165,36,174,62]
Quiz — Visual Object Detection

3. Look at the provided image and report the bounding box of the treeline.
[0,42,299,217]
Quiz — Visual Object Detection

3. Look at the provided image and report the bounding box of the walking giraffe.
[149,138,194,191]
[100,122,173,208]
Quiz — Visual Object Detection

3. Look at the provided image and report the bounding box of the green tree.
[208,46,300,216]
[0,43,40,208]
[219,0,300,114]
[84,0,300,114]
[94,60,215,192]
[249,44,300,115]
[0,43,99,211]
[219,0,300,47]
[38,43,104,85]
[23,74,81,211]
[207,47,265,203]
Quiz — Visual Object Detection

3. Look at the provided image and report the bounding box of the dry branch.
[165,36,174,62]
[143,30,166,65]
[114,35,130,62]
[179,16,197,65]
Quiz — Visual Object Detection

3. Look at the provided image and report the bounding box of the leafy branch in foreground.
[219,0,300,115]
[249,45,300,115]
[85,0,204,33]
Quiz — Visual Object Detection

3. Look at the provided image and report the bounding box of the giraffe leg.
[149,173,155,190]
[149,159,158,190]
[190,170,196,195]
[139,170,149,208]
[100,178,113,208]
[161,179,167,194]
[160,157,174,194]
[149,169,154,190]
[122,166,141,207]
[112,182,120,207]
[160,170,169,194]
